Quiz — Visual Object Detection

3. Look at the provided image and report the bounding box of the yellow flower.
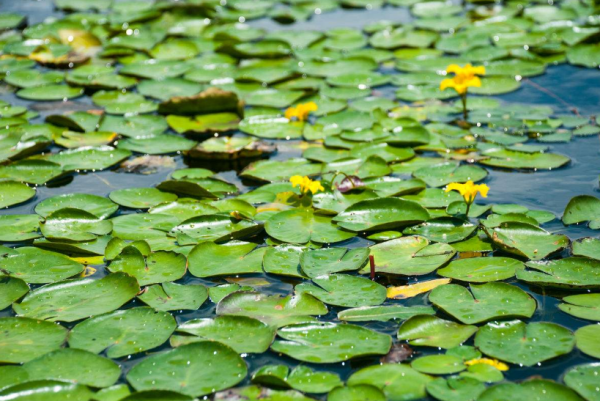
[440,64,486,95]
[465,358,509,371]
[285,102,318,122]
[445,180,489,204]
[290,175,324,195]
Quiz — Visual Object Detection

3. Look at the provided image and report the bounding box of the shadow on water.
[1,0,600,395]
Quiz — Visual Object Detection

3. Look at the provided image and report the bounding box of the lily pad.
[426,376,486,401]
[475,320,575,366]
[172,214,262,244]
[559,294,600,321]
[0,317,68,363]
[0,181,35,208]
[429,283,536,324]
[412,355,466,375]
[300,247,369,278]
[0,160,63,185]
[138,282,208,312]
[0,247,83,284]
[216,291,327,328]
[35,193,118,219]
[48,146,132,171]
[271,322,391,363]
[367,236,456,276]
[172,316,275,353]
[564,363,600,401]
[575,325,600,359]
[40,208,112,242]
[22,348,120,388]
[0,380,93,400]
[296,274,387,308]
[109,188,178,209]
[188,241,266,277]
[484,222,569,260]
[437,257,523,283]
[0,277,28,310]
[333,198,430,232]
[338,305,435,322]
[398,313,478,349]
[404,217,477,243]
[347,364,432,401]
[563,195,600,228]
[108,247,186,286]
[13,272,140,322]
[69,307,176,358]
[0,214,41,242]
[126,342,247,397]
[266,208,355,244]
[517,257,600,289]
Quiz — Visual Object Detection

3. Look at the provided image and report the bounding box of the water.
[1,0,600,397]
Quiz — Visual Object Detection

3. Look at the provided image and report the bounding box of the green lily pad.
[484,222,569,260]
[479,148,570,170]
[13,272,140,322]
[0,247,83,284]
[563,195,600,228]
[559,294,600,321]
[437,257,522,282]
[69,307,176,358]
[426,376,486,401]
[48,146,132,171]
[172,214,262,244]
[0,214,41,242]
[216,291,327,328]
[138,282,208,312]
[0,317,68,363]
[17,84,84,101]
[413,162,487,188]
[296,274,386,308]
[0,380,93,400]
[108,247,186,285]
[412,355,465,375]
[241,158,321,183]
[517,257,600,289]
[35,193,117,219]
[266,208,355,245]
[564,363,600,401]
[120,60,191,80]
[109,188,178,209]
[271,322,391,363]
[575,325,600,359]
[429,283,536,324]
[338,305,435,322]
[0,277,28,310]
[118,134,197,155]
[347,364,432,401]
[92,91,157,115]
[366,236,455,275]
[188,241,265,277]
[300,247,369,278]
[475,320,575,366]
[172,316,275,353]
[323,156,391,179]
[126,342,247,397]
[112,213,179,241]
[99,115,168,138]
[40,208,112,242]
[397,315,478,349]
[263,245,304,278]
[0,181,35,208]
[404,217,477,243]
[22,349,120,388]
[0,160,63,185]
[312,190,379,214]
[333,198,430,232]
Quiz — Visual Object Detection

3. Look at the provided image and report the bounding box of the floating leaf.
[138,282,208,312]
[188,241,266,277]
[216,291,327,328]
[575,325,600,359]
[13,272,140,322]
[437,257,522,282]
[387,278,451,299]
[0,214,41,242]
[347,364,432,401]
[300,247,369,278]
[35,193,118,219]
[333,198,430,232]
[0,181,35,208]
[338,305,435,322]
[23,349,120,388]
[366,236,455,276]
[126,342,247,397]
[172,316,275,353]
[271,322,391,363]
[517,257,600,289]
[266,208,355,245]
[429,283,536,324]
[296,274,387,308]
[563,195,600,228]
[475,320,574,366]
[484,222,569,260]
[40,208,112,242]
[559,294,600,321]
[564,363,600,401]
[397,315,478,349]
[69,307,176,358]
[0,317,68,363]
[0,247,83,284]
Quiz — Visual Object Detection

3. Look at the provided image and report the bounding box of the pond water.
[1,0,600,400]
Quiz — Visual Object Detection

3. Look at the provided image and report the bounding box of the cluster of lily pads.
[1,0,600,400]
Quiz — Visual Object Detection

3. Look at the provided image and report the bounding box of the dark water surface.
[1,0,600,397]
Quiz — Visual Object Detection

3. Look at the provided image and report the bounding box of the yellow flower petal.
[465,358,509,371]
